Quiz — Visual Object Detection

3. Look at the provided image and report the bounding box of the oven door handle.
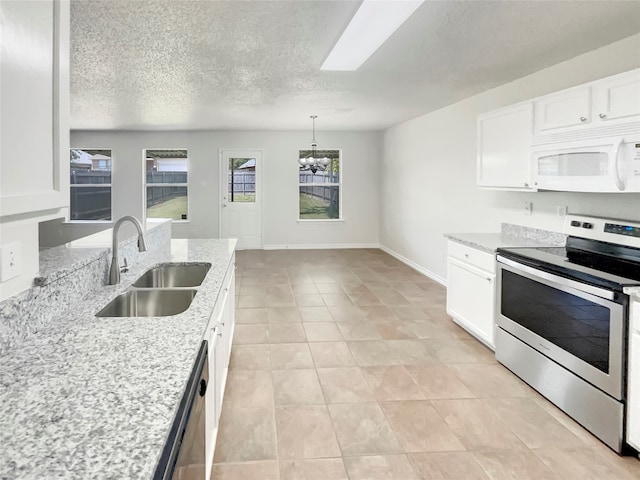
[496,255,615,300]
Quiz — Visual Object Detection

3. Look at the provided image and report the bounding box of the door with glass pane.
[220,150,262,249]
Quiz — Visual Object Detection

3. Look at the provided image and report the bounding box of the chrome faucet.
[108,216,147,285]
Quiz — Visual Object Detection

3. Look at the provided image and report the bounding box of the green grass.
[147,196,187,220]
[229,193,255,202]
[299,193,338,219]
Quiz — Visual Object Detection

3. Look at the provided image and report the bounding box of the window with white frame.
[69,149,112,221]
[298,149,341,220]
[145,149,188,221]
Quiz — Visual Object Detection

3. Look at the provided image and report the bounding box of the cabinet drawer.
[447,241,495,273]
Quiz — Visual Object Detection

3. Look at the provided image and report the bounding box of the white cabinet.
[477,102,535,190]
[593,69,640,124]
[0,0,69,217]
[205,256,235,480]
[626,294,640,451]
[446,241,496,349]
[534,69,640,135]
[534,86,592,133]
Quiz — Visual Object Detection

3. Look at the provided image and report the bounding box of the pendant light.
[299,115,331,174]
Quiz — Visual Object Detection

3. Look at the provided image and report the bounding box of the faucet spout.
[108,216,147,285]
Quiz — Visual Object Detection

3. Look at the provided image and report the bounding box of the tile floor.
[210,249,640,480]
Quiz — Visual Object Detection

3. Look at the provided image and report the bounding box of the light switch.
[0,242,22,281]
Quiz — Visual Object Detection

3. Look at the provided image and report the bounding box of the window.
[145,149,188,221]
[69,149,112,221]
[228,157,256,203]
[298,149,341,220]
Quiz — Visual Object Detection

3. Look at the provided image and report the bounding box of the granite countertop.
[0,238,236,479]
[444,232,563,254]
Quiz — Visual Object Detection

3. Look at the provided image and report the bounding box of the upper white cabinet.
[534,86,592,133]
[593,69,640,124]
[534,69,640,136]
[477,102,535,190]
[0,0,69,218]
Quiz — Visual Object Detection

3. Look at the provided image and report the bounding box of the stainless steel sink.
[132,263,211,288]
[96,289,197,317]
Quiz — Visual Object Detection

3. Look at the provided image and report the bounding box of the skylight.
[321,0,425,71]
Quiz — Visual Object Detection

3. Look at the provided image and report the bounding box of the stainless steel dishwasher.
[153,340,208,480]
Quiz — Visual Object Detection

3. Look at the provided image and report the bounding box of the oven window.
[501,270,610,373]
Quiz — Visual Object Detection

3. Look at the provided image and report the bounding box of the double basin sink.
[96,263,211,317]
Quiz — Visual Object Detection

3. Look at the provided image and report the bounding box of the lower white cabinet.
[446,241,496,349]
[205,256,236,480]
[626,295,640,451]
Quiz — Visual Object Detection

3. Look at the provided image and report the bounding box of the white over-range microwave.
[532,135,640,192]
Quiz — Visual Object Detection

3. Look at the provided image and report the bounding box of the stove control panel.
[605,223,640,238]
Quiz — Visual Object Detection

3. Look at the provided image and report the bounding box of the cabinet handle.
[580,116,587,122]
[599,113,607,119]
[464,254,469,258]
[524,182,529,187]
[486,277,492,282]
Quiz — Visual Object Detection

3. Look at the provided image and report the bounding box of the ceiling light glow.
[321,0,425,71]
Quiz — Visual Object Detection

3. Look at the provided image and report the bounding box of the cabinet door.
[534,86,591,134]
[0,0,69,217]
[593,69,640,124]
[205,325,220,480]
[477,103,534,189]
[628,330,640,451]
[446,257,495,348]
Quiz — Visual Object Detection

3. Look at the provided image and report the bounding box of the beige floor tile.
[265,293,296,308]
[533,447,638,480]
[272,369,325,405]
[349,292,384,306]
[229,344,271,370]
[328,403,402,456]
[268,323,307,343]
[328,305,368,322]
[393,305,432,321]
[299,306,333,322]
[450,364,531,398]
[293,283,320,294]
[224,370,274,407]
[313,274,338,284]
[405,365,475,399]
[275,405,341,459]
[373,320,418,340]
[408,452,490,480]
[236,307,269,324]
[361,365,425,401]
[348,341,400,366]
[317,367,376,403]
[432,399,526,451]
[210,461,279,480]
[425,337,495,364]
[321,293,354,307]
[404,320,461,339]
[239,284,268,296]
[375,290,412,306]
[303,322,344,342]
[316,283,345,294]
[343,454,419,480]
[484,397,584,449]
[238,295,269,308]
[295,294,326,307]
[381,401,465,453]
[473,449,560,480]
[309,342,356,367]
[234,324,269,344]
[267,306,301,323]
[385,339,437,365]
[360,305,398,321]
[270,343,315,369]
[213,405,277,463]
[337,322,383,341]
[279,458,348,480]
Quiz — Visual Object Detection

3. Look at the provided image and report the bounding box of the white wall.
[44,130,381,248]
[381,34,640,282]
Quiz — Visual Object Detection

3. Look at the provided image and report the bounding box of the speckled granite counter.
[0,238,236,480]
[445,223,566,254]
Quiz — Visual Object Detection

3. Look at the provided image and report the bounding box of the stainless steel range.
[496,214,640,453]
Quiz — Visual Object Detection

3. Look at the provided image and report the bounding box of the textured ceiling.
[70,0,640,131]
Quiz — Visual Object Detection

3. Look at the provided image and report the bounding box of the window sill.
[64,220,112,225]
[297,219,344,223]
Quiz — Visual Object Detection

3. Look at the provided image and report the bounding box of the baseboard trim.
[262,243,381,251]
[379,245,447,286]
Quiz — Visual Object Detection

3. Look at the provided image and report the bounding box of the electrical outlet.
[524,201,532,216]
[556,206,568,217]
[0,242,21,282]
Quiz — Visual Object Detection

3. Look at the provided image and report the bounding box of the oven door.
[496,256,626,400]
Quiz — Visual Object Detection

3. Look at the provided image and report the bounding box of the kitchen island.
[0,234,236,479]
